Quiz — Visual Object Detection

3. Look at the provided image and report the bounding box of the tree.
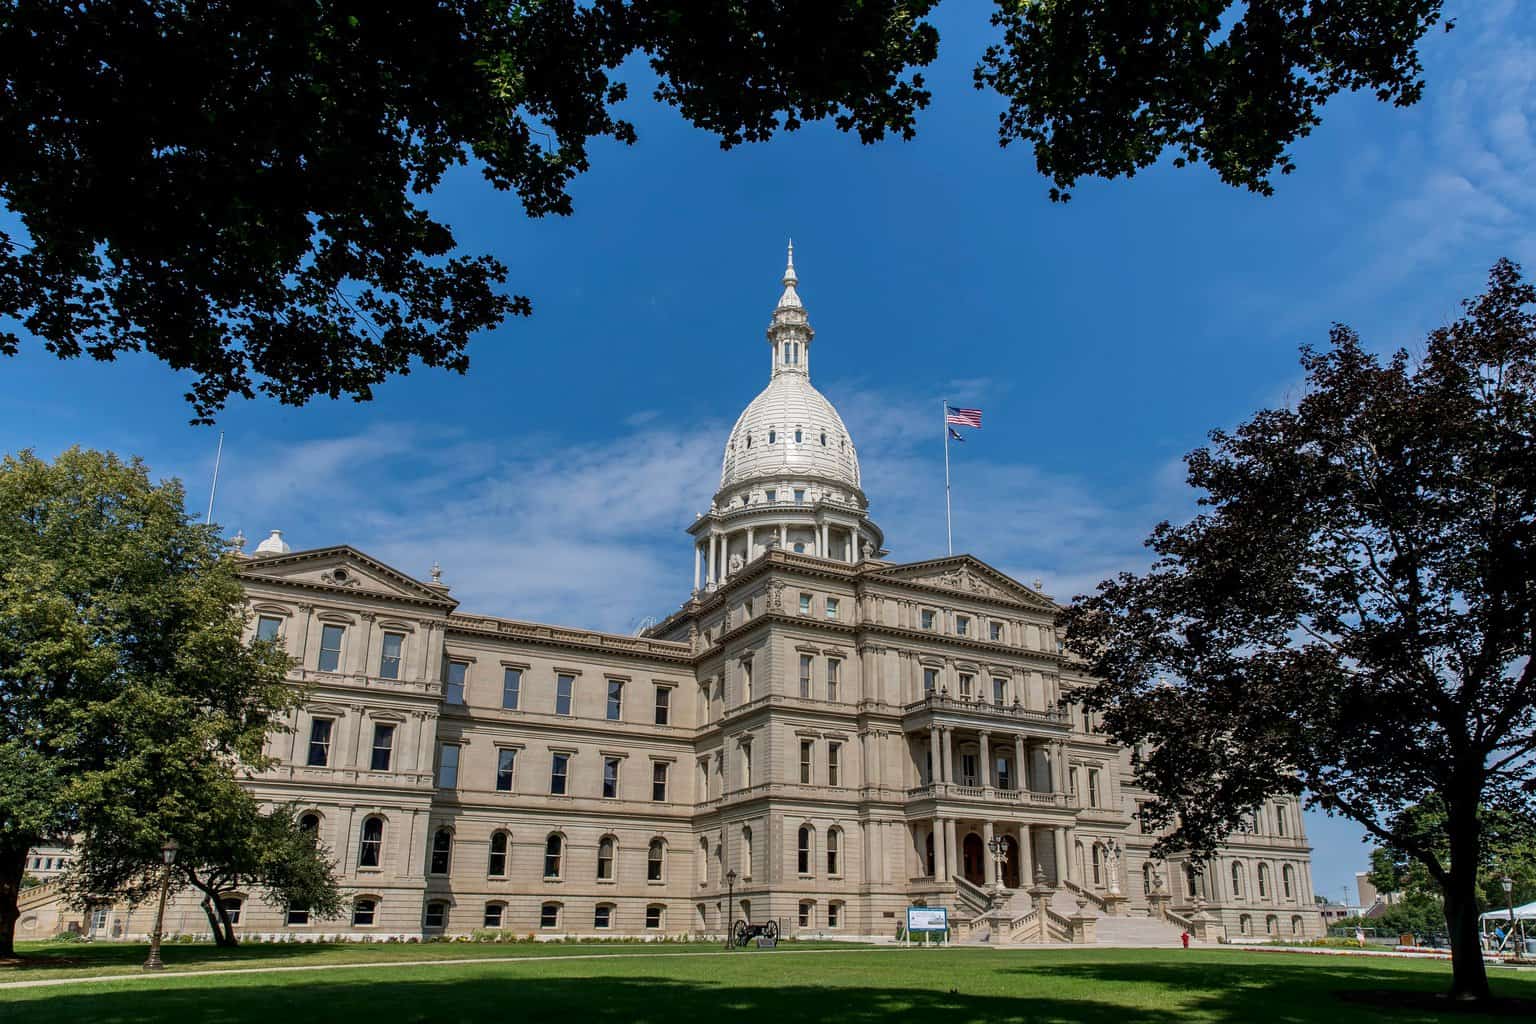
[69,781,340,947]
[0,447,295,957]
[1060,259,1536,1002]
[0,2,1447,420]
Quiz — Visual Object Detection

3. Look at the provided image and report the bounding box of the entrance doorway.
[1000,835,1021,888]
[962,832,985,885]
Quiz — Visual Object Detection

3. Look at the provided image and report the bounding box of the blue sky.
[6,2,1533,907]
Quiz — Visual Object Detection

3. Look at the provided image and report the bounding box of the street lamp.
[143,839,179,972]
[986,836,1008,890]
[724,869,738,949]
[1502,875,1515,954]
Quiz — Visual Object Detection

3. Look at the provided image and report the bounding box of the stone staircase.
[1093,914,1188,947]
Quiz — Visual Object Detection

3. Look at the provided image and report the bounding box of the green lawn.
[3,944,1534,1023]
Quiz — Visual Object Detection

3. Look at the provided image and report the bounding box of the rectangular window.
[306,718,333,767]
[555,674,574,716]
[990,621,1004,642]
[993,677,1007,704]
[800,739,814,784]
[824,597,839,619]
[920,609,936,630]
[606,679,624,721]
[798,902,812,928]
[996,756,1012,790]
[654,686,671,725]
[424,903,447,929]
[1088,768,1101,808]
[540,903,559,929]
[1070,767,1080,801]
[794,488,806,504]
[502,667,522,710]
[286,905,310,926]
[256,615,282,643]
[495,748,517,792]
[959,673,974,699]
[799,655,813,698]
[603,756,620,798]
[828,742,841,787]
[923,667,938,694]
[828,903,841,928]
[645,906,662,929]
[799,593,812,615]
[741,746,752,788]
[826,658,840,701]
[444,660,467,705]
[483,904,504,929]
[379,632,404,679]
[651,762,669,802]
[594,905,612,929]
[370,723,394,772]
[550,753,569,795]
[961,753,978,786]
[353,899,376,927]
[317,624,345,672]
[765,489,776,502]
[437,744,460,789]
[222,898,244,925]
[956,615,970,636]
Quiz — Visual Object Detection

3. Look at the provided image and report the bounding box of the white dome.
[720,375,861,491]
[254,529,291,555]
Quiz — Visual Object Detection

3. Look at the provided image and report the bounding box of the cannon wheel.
[763,920,779,940]
[733,919,749,947]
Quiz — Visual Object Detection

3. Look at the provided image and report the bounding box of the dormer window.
[768,430,776,444]
[745,435,752,448]
[820,431,827,445]
[794,428,803,443]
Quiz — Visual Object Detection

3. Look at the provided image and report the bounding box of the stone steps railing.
[1062,878,1109,913]
[18,877,65,911]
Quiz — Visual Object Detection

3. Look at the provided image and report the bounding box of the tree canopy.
[0,1,1447,420]
[1060,259,1536,1002]
[0,447,298,956]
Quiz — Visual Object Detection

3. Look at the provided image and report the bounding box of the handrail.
[18,877,65,910]
[902,693,1070,725]
[1062,878,1109,913]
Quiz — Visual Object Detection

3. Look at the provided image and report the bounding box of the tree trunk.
[191,878,238,947]
[0,839,32,958]
[1444,800,1490,1001]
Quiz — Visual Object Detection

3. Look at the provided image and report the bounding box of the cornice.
[239,545,459,610]
[447,613,694,666]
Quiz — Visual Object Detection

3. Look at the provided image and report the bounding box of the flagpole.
[205,431,224,526]
[942,400,953,555]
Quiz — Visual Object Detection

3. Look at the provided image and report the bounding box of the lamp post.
[724,868,738,949]
[986,835,1008,891]
[1502,874,1515,954]
[143,839,179,972]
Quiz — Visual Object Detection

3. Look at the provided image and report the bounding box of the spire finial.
[783,239,797,287]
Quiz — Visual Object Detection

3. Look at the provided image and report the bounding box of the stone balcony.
[901,693,1070,731]
[903,783,1075,810]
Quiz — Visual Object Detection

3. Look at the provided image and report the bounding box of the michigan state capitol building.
[21,249,1322,945]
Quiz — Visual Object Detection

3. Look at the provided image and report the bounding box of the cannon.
[732,919,779,947]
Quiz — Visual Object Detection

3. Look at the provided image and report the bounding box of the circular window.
[333,568,349,582]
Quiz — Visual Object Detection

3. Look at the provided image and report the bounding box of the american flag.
[945,406,982,428]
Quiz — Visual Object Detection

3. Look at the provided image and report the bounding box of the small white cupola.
[253,529,291,556]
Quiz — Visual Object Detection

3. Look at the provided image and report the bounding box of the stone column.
[979,732,991,788]
[983,821,996,886]
[819,522,829,558]
[1016,824,1033,887]
[694,544,702,590]
[707,532,718,583]
[746,526,755,561]
[946,820,959,882]
[927,725,940,786]
[1014,736,1026,791]
[1053,827,1069,886]
[779,522,787,549]
[1055,741,1069,794]
[1065,825,1080,884]
[941,728,954,784]
[871,730,883,787]
[933,818,947,880]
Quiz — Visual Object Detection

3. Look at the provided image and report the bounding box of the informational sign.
[756,937,777,949]
[907,907,949,933]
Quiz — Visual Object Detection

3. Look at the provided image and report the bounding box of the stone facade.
[20,250,1321,944]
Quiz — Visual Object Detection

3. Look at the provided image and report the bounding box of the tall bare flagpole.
[205,431,224,526]
[942,400,953,555]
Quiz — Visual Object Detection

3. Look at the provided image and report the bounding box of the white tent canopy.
[1480,900,1536,923]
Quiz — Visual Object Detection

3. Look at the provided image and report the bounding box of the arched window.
[798,900,815,928]
[595,903,615,929]
[797,826,813,875]
[351,897,376,927]
[1265,914,1278,935]
[745,434,752,448]
[1291,915,1304,935]
[544,834,563,878]
[826,828,841,876]
[645,904,664,930]
[1231,862,1245,899]
[1239,914,1252,935]
[488,830,510,877]
[597,836,616,880]
[819,431,827,446]
[358,816,383,869]
[540,902,561,929]
[647,838,665,882]
[1257,863,1271,898]
[483,902,506,929]
[1282,864,1296,899]
[768,429,776,444]
[429,828,452,875]
[299,812,321,835]
[794,428,803,443]
[828,900,843,928]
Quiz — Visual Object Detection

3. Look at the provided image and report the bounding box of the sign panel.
[907,907,949,932]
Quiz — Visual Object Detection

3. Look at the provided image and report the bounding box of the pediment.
[868,556,1058,612]
[239,546,457,609]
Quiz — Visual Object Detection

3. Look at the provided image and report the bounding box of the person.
[1494,924,1507,949]
[1181,930,1190,949]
